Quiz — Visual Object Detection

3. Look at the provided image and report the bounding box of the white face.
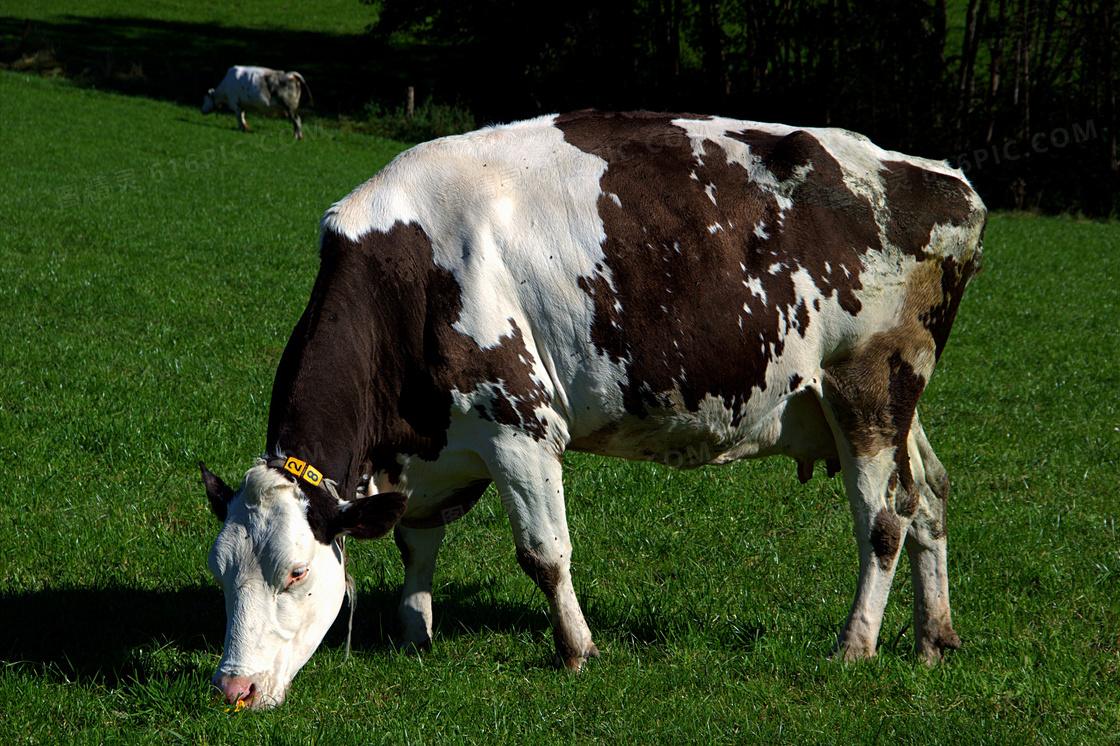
[207,469,347,709]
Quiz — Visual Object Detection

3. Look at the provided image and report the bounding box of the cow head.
[200,460,407,709]
[200,89,216,114]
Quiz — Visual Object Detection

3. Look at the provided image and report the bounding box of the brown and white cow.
[201,110,985,708]
[201,65,313,139]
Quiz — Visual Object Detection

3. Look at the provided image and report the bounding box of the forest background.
[4,0,1118,216]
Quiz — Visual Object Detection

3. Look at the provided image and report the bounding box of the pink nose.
[213,673,257,707]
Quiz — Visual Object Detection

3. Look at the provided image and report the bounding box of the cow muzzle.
[212,671,285,710]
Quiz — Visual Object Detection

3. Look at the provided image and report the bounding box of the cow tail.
[291,72,314,107]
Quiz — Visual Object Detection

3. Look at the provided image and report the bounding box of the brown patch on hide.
[870,508,901,570]
[887,350,924,498]
[879,160,976,258]
[555,112,880,424]
[920,255,983,361]
[516,548,561,597]
[821,255,966,461]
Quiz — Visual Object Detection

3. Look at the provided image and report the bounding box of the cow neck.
[266,244,381,504]
[265,223,434,503]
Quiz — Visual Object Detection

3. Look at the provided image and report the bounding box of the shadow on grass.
[0,582,544,687]
[0,584,225,686]
[0,583,404,686]
[0,580,771,688]
[359,580,772,658]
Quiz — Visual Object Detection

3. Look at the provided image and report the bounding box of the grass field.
[1,0,374,34]
[2,63,1119,746]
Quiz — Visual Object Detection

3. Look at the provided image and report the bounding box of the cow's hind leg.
[905,415,961,662]
[393,524,446,653]
[488,443,598,670]
[820,336,938,660]
[825,440,907,660]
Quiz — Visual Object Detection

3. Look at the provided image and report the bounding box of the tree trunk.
[698,0,729,101]
[985,0,1008,144]
[934,0,947,65]
[957,0,985,138]
[1105,1,1119,172]
[1021,0,1031,139]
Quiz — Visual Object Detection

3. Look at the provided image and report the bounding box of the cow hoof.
[915,629,962,664]
[832,643,876,662]
[556,643,600,671]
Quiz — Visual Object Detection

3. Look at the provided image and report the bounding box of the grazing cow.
[201,110,985,709]
[201,65,313,139]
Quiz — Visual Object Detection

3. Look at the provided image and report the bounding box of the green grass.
[2,69,1119,745]
[0,0,375,35]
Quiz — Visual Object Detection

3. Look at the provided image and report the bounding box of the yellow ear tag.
[284,457,307,478]
[303,466,323,487]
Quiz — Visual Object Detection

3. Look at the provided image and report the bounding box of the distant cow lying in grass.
[201,65,313,139]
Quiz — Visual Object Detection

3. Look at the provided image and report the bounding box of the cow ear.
[336,492,408,540]
[200,461,234,522]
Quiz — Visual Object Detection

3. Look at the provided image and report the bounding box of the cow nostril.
[212,674,257,707]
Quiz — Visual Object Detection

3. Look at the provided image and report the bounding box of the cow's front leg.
[234,107,249,131]
[493,452,598,670]
[393,524,445,653]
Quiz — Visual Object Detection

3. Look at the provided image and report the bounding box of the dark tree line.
[366,0,1119,215]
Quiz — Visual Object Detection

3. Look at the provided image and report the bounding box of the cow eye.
[287,567,309,587]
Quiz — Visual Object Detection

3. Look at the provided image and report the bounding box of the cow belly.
[392,445,493,527]
[567,386,837,470]
[398,479,491,529]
